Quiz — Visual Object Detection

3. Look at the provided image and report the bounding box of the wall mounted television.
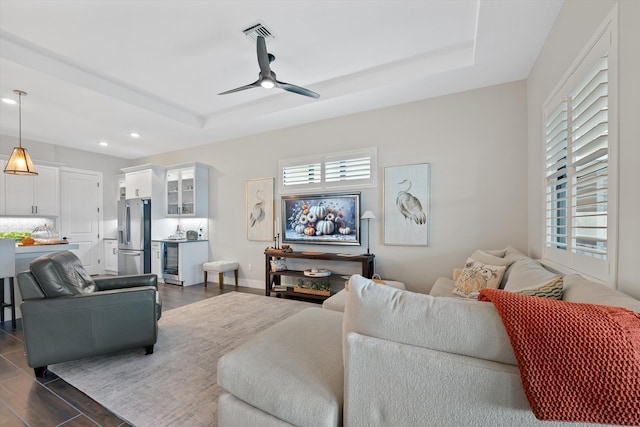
[282,192,361,246]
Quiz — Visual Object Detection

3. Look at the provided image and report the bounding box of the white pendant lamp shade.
[3,90,38,176]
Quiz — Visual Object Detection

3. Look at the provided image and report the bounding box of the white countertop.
[152,239,208,243]
[16,243,80,255]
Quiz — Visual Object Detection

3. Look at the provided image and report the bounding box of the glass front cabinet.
[166,163,209,217]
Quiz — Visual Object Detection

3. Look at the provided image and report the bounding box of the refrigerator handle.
[125,203,131,245]
[119,250,141,256]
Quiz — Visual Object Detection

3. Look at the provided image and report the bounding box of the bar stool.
[0,239,16,330]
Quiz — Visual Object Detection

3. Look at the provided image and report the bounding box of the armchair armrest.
[94,274,158,291]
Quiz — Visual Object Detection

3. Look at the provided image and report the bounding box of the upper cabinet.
[125,169,153,199]
[166,163,209,217]
[4,165,60,216]
[121,164,165,219]
[122,165,165,200]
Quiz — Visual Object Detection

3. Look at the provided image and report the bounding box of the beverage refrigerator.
[117,198,151,275]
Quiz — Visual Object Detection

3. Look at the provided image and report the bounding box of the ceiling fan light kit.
[219,35,319,99]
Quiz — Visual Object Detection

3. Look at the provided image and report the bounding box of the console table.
[264,249,375,301]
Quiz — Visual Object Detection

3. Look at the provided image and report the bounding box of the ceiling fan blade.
[276,81,320,99]
[256,36,272,77]
[218,80,260,95]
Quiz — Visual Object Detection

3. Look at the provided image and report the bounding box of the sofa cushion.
[218,308,344,427]
[324,280,406,313]
[429,277,456,297]
[344,275,517,366]
[30,251,96,297]
[503,258,559,292]
[562,274,640,312]
[453,259,507,298]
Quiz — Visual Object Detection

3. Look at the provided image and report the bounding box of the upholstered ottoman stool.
[203,261,239,289]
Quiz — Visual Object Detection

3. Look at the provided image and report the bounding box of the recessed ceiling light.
[99,141,108,147]
[2,98,17,105]
[129,132,141,138]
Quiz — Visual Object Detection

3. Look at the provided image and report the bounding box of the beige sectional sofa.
[217,247,640,426]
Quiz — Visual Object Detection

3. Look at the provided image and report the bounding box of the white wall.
[527,0,640,297]
[137,80,529,292]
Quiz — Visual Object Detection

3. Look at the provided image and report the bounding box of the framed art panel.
[282,192,361,245]
[246,177,274,241]
[383,163,430,246]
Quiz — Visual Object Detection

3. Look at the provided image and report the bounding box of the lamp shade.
[4,146,38,176]
[361,210,376,219]
[3,89,38,176]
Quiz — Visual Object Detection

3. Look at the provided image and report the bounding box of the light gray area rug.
[49,292,312,427]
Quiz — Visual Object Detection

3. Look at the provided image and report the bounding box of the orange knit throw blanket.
[479,288,640,425]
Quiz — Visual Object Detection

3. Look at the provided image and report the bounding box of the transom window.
[279,147,377,194]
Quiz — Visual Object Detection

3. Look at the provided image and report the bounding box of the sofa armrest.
[94,274,158,291]
[20,287,158,368]
[344,332,545,427]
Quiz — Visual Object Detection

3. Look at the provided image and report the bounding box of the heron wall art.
[384,163,430,246]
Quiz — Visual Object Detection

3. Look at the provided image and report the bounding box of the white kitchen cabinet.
[121,164,165,219]
[103,239,118,274]
[125,169,152,199]
[151,241,163,282]
[178,241,207,286]
[4,165,60,216]
[166,163,209,217]
[117,174,126,201]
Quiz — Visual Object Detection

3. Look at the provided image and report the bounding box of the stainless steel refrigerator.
[117,198,151,275]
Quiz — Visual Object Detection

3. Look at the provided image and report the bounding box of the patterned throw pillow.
[453,258,507,298]
[513,276,564,300]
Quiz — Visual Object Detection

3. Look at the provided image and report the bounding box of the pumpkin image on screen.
[284,196,357,244]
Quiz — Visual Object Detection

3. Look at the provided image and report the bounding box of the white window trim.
[541,5,618,286]
[278,147,378,194]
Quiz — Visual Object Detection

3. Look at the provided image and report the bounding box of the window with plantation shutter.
[279,147,377,194]
[282,163,321,187]
[542,14,617,283]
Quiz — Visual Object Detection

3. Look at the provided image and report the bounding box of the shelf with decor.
[264,249,375,301]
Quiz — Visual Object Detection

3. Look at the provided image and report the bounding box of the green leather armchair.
[17,251,162,377]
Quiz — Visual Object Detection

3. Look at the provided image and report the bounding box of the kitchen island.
[15,243,80,271]
[9,243,80,322]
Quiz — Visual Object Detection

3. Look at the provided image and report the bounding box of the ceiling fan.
[218,35,320,99]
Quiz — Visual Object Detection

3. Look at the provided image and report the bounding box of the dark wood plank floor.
[0,282,263,426]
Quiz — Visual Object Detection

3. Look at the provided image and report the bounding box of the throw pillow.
[453,258,507,298]
[503,258,558,292]
[471,250,514,267]
[484,248,508,257]
[513,276,563,300]
[270,258,287,272]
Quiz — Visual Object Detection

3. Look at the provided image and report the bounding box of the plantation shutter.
[325,156,371,183]
[282,163,322,187]
[570,56,608,260]
[542,16,615,283]
[544,101,569,251]
[279,148,377,193]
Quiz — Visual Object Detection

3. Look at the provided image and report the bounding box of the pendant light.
[3,90,38,176]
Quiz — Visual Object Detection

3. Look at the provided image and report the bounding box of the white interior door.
[60,169,103,275]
